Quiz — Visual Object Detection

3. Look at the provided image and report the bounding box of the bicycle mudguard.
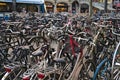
[1,72,9,80]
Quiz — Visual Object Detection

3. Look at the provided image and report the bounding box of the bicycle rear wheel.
[29,36,47,50]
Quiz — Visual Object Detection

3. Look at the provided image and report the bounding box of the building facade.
[0,0,39,12]
[0,0,114,13]
[0,0,90,13]
[45,0,90,13]
[44,0,113,13]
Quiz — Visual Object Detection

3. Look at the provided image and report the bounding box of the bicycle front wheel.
[93,58,111,80]
[29,36,47,50]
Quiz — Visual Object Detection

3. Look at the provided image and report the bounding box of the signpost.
[89,0,92,17]
[12,0,16,11]
[104,0,108,13]
[39,0,45,13]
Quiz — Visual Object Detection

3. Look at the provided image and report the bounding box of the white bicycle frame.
[111,27,120,79]
[111,41,120,79]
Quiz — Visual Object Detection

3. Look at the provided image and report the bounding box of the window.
[0,3,12,12]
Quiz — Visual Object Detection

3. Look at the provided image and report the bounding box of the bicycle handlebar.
[92,22,112,28]
[4,29,20,34]
[75,37,95,46]
[111,28,120,36]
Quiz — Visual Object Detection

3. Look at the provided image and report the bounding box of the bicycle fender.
[1,72,9,80]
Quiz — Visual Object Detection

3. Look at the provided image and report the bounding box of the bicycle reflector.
[22,76,30,80]
[37,73,45,79]
[4,67,11,72]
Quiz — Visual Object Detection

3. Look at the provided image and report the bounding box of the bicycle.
[39,31,93,80]
[111,28,120,80]
[92,25,120,80]
[1,45,34,80]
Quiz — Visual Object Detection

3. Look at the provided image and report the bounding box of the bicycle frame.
[111,41,120,79]
[40,34,83,80]
[69,35,81,57]
[57,33,82,58]
[67,27,102,80]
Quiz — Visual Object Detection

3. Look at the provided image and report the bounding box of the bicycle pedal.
[54,58,66,64]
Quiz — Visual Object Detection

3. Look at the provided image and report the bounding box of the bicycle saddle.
[53,58,66,64]
[20,46,30,50]
[24,25,31,29]
[32,48,44,57]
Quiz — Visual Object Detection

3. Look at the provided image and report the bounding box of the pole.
[12,0,16,11]
[54,4,57,13]
[54,0,57,13]
[89,0,92,17]
[104,0,107,13]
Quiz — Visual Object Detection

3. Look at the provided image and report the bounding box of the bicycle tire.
[93,58,111,80]
[28,36,47,50]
